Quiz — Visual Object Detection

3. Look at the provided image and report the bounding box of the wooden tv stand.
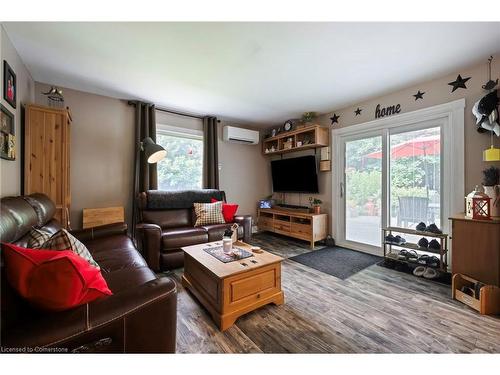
[257,208,328,249]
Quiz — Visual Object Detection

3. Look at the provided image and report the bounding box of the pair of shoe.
[416,222,442,234]
[385,234,406,244]
[417,237,441,250]
[416,254,440,268]
[461,282,486,300]
[396,249,416,261]
[413,265,440,279]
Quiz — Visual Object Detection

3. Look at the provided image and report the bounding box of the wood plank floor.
[168,233,500,353]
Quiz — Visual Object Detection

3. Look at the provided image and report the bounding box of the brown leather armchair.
[0,193,177,353]
[136,190,252,272]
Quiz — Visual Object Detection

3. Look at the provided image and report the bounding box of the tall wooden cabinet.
[450,214,500,286]
[23,104,71,228]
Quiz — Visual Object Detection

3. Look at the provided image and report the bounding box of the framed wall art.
[3,60,17,109]
[0,103,15,160]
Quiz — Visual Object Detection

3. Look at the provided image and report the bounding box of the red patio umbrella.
[363,135,440,199]
[364,135,440,159]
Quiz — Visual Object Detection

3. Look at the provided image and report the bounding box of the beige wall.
[35,82,135,230]
[267,53,500,234]
[218,121,271,218]
[318,53,500,193]
[32,83,268,228]
[15,47,498,233]
[0,25,35,197]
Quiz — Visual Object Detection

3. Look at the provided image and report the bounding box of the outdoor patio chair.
[397,196,429,227]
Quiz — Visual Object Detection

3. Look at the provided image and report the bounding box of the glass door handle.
[340,182,344,198]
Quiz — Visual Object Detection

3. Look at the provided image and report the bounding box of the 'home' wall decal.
[375,103,401,119]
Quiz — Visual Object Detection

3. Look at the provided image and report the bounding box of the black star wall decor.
[354,107,362,116]
[448,74,470,93]
[330,113,340,125]
[413,90,425,100]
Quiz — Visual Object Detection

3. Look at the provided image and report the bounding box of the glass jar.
[223,236,233,254]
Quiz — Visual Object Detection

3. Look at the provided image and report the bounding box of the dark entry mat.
[289,247,381,280]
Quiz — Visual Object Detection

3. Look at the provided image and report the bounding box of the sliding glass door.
[336,121,443,255]
[344,134,383,248]
[389,126,441,230]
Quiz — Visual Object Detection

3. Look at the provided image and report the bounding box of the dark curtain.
[132,101,158,239]
[203,116,219,189]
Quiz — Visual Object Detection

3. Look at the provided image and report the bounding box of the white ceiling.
[3,22,500,126]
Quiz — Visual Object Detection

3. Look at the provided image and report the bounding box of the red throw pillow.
[211,198,239,223]
[2,243,112,311]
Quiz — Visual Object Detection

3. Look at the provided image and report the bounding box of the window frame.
[157,123,204,141]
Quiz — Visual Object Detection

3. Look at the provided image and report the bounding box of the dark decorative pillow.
[42,229,99,268]
[27,228,52,249]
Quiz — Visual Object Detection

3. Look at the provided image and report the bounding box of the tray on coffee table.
[203,244,253,263]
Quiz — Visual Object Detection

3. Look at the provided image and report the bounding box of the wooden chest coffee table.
[181,241,284,331]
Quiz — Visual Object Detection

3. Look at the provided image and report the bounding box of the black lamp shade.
[142,137,167,164]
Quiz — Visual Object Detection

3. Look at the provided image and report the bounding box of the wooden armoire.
[23,104,72,228]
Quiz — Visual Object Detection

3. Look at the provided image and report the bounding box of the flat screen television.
[271,155,319,193]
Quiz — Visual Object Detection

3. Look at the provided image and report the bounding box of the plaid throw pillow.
[42,229,100,269]
[27,228,52,249]
[193,201,225,227]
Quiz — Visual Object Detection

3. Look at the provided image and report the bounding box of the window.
[339,124,443,252]
[156,125,203,191]
[345,135,382,247]
[389,126,441,229]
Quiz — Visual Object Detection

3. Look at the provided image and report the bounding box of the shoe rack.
[382,226,449,272]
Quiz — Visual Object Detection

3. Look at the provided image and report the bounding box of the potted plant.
[301,112,317,125]
[309,197,322,214]
[482,166,500,217]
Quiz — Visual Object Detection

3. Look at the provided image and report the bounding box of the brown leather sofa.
[136,189,252,272]
[0,193,177,353]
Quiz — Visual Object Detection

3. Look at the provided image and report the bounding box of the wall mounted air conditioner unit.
[223,126,259,145]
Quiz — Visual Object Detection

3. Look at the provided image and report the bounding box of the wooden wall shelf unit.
[257,207,328,248]
[262,124,329,156]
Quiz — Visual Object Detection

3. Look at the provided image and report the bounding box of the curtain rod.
[156,106,204,120]
[127,100,219,121]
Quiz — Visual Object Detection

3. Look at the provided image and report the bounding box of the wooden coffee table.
[181,241,284,331]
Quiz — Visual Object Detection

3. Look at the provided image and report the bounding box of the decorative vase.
[483,185,500,218]
[313,205,321,214]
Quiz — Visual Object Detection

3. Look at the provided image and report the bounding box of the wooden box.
[82,206,125,229]
[452,273,500,315]
[319,160,331,172]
